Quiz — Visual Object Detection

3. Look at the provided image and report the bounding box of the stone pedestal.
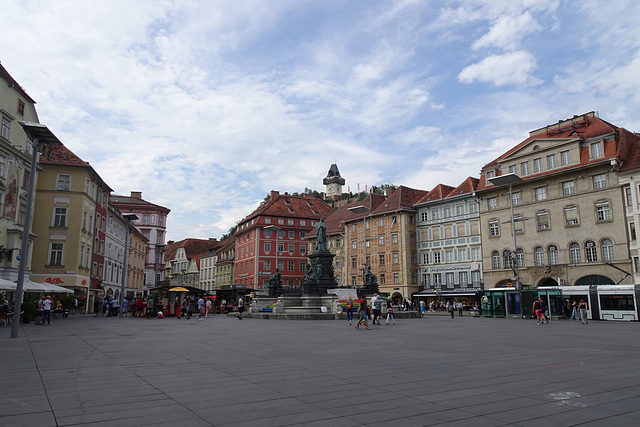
[303,250,338,295]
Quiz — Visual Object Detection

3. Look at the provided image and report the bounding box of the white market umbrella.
[0,278,16,291]
[23,280,73,294]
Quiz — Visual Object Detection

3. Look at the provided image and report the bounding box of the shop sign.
[46,277,65,284]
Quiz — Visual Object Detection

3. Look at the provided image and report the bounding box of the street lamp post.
[11,122,62,338]
[348,205,371,287]
[488,173,524,290]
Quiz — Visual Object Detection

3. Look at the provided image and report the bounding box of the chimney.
[131,191,142,199]
[270,190,279,200]
[386,187,396,197]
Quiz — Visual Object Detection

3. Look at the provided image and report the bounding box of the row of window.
[486,143,603,181]
[421,271,482,288]
[240,217,315,231]
[351,233,400,248]
[421,247,482,264]
[358,215,400,229]
[236,259,309,274]
[421,203,479,221]
[351,252,401,267]
[490,239,615,269]
[488,201,612,237]
[487,174,607,211]
[262,229,307,240]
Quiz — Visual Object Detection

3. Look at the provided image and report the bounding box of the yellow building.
[128,226,147,297]
[31,144,108,300]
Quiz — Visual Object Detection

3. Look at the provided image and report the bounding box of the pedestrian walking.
[579,298,588,324]
[197,296,205,320]
[385,300,395,324]
[355,297,371,330]
[237,296,244,319]
[371,293,382,325]
[205,298,212,317]
[570,300,579,321]
[448,300,455,319]
[457,301,463,317]
[345,296,354,325]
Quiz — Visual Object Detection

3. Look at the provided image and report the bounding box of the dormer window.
[590,141,603,159]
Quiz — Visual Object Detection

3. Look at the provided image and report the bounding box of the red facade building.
[234,191,335,290]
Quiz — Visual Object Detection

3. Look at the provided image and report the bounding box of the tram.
[538,284,640,321]
[596,285,640,321]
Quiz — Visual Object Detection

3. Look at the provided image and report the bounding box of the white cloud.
[472,12,540,51]
[458,51,541,86]
[2,0,640,241]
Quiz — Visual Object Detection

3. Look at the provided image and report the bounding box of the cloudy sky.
[2,0,639,241]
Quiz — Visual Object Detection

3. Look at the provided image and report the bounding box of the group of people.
[35,295,54,325]
[570,299,589,324]
[176,296,244,320]
[345,293,395,330]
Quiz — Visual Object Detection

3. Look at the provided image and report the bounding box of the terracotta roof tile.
[444,177,479,199]
[415,184,455,205]
[477,113,637,191]
[241,192,335,225]
[372,185,428,215]
[40,143,90,167]
[326,193,387,230]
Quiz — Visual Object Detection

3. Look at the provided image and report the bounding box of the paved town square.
[2,314,639,426]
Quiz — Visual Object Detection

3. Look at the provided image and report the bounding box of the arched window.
[601,238,614,261]
[534,246,544,266]
[569,242,581,263]
[503,250,514,269]
[548,245,559,265]
[491,251,500,269]
[516,248,525,268]
[585,240,598,262]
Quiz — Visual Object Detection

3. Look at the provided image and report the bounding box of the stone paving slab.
[2,314,640,426]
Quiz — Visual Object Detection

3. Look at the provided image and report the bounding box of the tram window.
[600,295,635,311]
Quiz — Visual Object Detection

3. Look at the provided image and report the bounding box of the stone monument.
[302,218,338,295]
[267,268,283,297]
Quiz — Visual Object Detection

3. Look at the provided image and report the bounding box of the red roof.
[39,142,113,191]
[444,177,479,199]
[165,238,221,269]
[324,193,386,235]
[371,185,428,215]
[40,143,89,167]
[416,184,455,205]
[477,112,639,190]
[240,191,335,226]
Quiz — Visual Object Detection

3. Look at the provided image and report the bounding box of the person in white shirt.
[197,297,205,320]
[237,297,244,319]
[42,296,53,325]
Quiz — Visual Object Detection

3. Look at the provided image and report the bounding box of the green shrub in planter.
[21,293,41,323]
